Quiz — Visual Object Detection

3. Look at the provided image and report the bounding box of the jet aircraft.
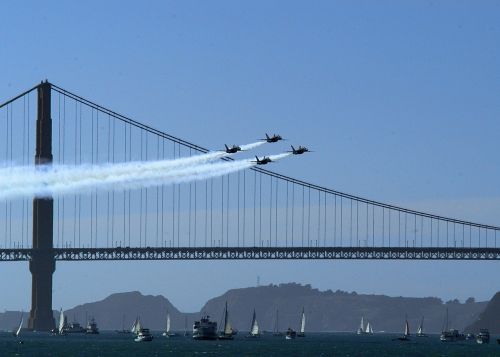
[253,156,272,165]
[224,144,242,154]
[262,133,283,143]
[288,145,310,155]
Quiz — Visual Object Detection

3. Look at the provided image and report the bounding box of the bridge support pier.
[28,81,55,331]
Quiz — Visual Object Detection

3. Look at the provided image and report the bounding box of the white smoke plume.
[240,141,266,151]
[0,152,291,201]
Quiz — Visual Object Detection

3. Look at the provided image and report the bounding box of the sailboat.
[116,314,131,334]
[133,317,153,342]
[131,316,140,334]
[218,301,234,340]
[416,316,427,337]
[272,309,283,336]
[163,313,178,337]
[58,308,66,335]
[184,316,190,336]
[246,309,260,338]
[297,307,306,337]
[440,308,465,342]
[357,317,365,335]
[14,312,24,344]
[395,315,410,341]
[365,321,374,335]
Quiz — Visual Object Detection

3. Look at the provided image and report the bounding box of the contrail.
[0,153,291,200]
[240,141,266,151]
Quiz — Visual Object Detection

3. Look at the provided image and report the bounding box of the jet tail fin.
[225,144,229,150]
[265,133,270,139]
[255,156,260,162]
[291,145,295,152]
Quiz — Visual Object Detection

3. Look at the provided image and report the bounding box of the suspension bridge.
[1,81,499,330]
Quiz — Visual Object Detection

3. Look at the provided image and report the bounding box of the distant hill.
[199,283,487,333]
[464,292,500,334]
[0,285,489,333]
[63,291,198,331]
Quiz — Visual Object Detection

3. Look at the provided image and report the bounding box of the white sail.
[135,319,142,334]
[15,313,23,337]
[166,314,171,333]
[404,320,410,336]
[360,317,365,331]
[300,309,306,334]
[58,309,65,334]
[251,319,259,335]
[369,323,373,334]
[225,321,233,335]
[417,317,424,334]
[223,302,232,335]
[365,322,371,334]
[250,310,259,335]
[131,317,139,334]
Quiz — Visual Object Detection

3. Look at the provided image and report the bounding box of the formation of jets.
[220,134,311,165]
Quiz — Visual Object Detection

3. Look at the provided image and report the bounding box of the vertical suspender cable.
[73,100,77,247]
[226,174,229,247]
[107,113,111,247]
[188,148,192,247]
[269,176,272,246]
[291,184,295,247]
[243,170,246,247]
[221,175,224,247]
[139,132,143,247]
[275,178,278,246]
[237,172,240,247]
[176,144,180,247]
[145,135,148,247]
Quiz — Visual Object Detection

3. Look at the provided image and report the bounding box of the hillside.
[464,292,500,334]
[0,285,488,333]
[199,283,486,333]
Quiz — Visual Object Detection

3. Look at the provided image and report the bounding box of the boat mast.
[274,309,279,333]
[250,309,256,331]
[16,312,24,337]
[300,307,305,334]
[404,314,410,336]
[224,301,229,334]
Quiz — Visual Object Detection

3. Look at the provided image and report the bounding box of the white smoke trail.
[240,141,266,151]
[0,153,292,201]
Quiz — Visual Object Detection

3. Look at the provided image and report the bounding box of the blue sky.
[1,1,499,312]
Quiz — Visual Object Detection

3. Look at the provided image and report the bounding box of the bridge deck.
[1,247,499,261]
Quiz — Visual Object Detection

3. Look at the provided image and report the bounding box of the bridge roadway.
[1,246,499,261]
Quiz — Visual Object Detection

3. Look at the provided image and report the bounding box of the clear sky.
[1,0,499,312]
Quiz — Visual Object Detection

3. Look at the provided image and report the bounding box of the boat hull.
[218,334,234,340]
[163,332,178,337]
[245,334,260,338]
[193,335,218,340]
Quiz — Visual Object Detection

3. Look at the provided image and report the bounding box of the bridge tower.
[28,81,55,331]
